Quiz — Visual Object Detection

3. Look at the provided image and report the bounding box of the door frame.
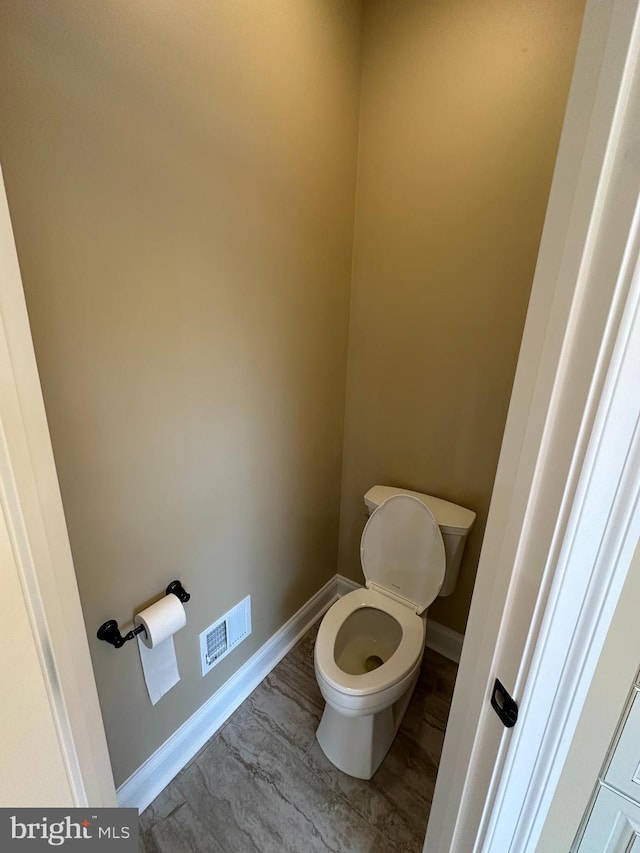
[0,165,116,807]
[426,0,640,849]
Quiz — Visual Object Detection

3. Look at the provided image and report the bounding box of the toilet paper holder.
[97,580,191,649]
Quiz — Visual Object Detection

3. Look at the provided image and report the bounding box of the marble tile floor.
[139,621,458,853]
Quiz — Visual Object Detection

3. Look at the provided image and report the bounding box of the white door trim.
[427,0,640,849]
[0,166,116,807]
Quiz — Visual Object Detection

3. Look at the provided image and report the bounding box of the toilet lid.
[360,494,446,614]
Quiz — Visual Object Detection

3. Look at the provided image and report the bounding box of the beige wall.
[0,0,363,786]
[338,0,585,634]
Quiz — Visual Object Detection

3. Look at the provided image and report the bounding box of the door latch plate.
[491,678,518,728]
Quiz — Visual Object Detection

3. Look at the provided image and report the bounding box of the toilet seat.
[315,495,446,699]
[315,587,425,697]
[361,494,446,614]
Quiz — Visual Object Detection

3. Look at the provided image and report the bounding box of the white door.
[0,165,116,807]
[426,0,640,850]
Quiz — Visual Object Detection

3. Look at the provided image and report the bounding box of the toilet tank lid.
[364,486,476,535]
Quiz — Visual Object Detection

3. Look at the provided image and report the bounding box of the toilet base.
[315,668,420,779]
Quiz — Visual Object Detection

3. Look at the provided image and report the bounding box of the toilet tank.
[363,485,476,597]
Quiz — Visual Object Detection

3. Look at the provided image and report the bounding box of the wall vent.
[199,596,251,677]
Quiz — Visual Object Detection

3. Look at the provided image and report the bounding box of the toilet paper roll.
[135,594,186,648]
[135,595,187,705]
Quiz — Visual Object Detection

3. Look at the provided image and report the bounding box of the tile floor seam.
[299,736,421,844]
[298,750,401,848]
[241,697,319,768]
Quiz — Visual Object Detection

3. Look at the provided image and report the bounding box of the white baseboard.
[117,572,464,812]
[336,573,361,596]
[425,620,464,664]
[117,575,339,812]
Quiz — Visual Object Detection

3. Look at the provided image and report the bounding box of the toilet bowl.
[315,587,425,716]
[314,489,474,780]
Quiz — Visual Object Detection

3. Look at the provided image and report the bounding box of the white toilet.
[314,485,475,779]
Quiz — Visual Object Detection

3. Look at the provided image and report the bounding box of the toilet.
[314,485,475,779]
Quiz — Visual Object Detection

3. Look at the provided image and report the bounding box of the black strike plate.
[491,678,518,728]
